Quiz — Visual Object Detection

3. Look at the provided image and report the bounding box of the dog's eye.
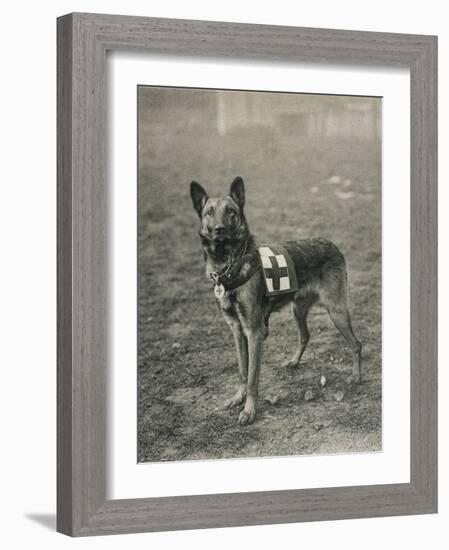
[206,207,214,216]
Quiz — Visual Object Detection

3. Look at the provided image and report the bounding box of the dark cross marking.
[265,255,288,291]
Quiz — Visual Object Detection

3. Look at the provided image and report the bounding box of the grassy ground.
[137,123,381,463]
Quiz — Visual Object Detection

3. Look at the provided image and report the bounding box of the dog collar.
[209,240,260,293]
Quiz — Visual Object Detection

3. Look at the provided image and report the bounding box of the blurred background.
[137,86,381,463]
[140,86,381,139]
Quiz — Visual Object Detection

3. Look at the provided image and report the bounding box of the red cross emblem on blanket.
[258,246,299,296]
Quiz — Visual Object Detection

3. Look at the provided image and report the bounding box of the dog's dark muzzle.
[214,225,226,236]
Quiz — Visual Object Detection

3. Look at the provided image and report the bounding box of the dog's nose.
[215,225,225,234]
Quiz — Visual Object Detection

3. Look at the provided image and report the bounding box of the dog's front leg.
[238,328,264,426]
[223,314,248,408]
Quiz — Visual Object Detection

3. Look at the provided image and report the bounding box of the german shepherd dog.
[190,176,362,426]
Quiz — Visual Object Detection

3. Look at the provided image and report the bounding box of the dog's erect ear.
[230,176,245,209]
[190,181,208,217]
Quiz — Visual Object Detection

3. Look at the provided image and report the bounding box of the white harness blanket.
[258,245,299,296]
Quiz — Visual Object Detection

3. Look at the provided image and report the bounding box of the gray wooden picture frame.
[57,12,438,537]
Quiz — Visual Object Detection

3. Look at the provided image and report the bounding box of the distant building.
[215,90,381,141]
[139,87,381,141]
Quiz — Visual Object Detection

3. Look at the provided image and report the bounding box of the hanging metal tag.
[214,283,225,298]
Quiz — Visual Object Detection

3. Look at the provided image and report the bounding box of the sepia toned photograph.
[137,86,382,463]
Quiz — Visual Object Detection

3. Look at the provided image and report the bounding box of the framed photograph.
[57,13,437,536]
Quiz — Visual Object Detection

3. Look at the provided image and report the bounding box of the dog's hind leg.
[283,294,316,369]
[326,305,362,383]
[319,266,362,383]
[223,313,248,408]
[321,282,361,384]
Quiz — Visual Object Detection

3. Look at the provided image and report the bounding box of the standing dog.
[190,176,362,426]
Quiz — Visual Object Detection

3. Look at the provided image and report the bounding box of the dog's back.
[283,238,347,301]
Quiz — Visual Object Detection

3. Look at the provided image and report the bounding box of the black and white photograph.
[1,0,441,544]
[137,86,382,463]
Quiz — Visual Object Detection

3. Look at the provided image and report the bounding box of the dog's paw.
[346,374,362,386]
[282,359,299,369]
[223,395,244,409]
[238,408,256,426]
[223,386,246,409]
